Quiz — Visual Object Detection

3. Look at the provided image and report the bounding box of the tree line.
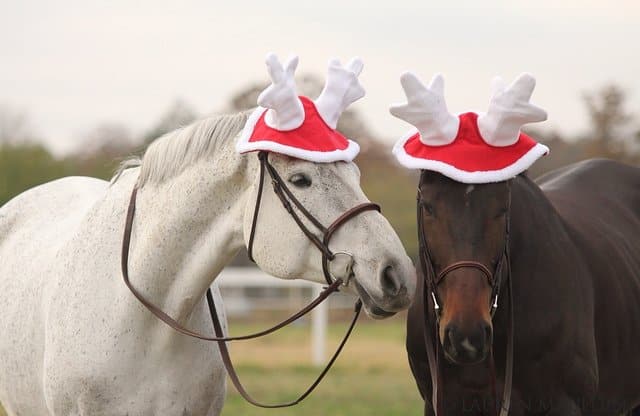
[1,81,638,260]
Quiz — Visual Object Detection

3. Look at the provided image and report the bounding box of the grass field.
[0,314,422,415]
[222,314,422,415]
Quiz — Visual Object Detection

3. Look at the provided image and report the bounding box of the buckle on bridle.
[490,293,499,317]
[431,291,441,322]
[328,251,355,287]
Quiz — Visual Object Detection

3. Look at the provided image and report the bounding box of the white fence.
[215,267,356,366]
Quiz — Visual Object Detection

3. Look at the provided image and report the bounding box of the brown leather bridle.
[121,151,380,408]
[417,179,514,416]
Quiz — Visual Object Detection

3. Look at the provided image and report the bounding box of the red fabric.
[249,97,349,151]
[403,112,539,171]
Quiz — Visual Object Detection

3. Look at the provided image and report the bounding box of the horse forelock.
[112,110,251,187]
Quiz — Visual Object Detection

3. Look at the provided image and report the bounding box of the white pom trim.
[236,107,360,163]
[392,128,549,184]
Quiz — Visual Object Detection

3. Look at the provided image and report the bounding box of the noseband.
[121,151,380,408]
[416,182,514,416]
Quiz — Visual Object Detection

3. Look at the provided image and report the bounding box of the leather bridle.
[417,178,514,416]
[121,151,380,408]
[247,151,380,287]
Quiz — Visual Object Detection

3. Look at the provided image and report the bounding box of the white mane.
[114,111,250,186]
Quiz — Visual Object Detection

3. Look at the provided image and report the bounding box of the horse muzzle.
[442,322,493,365]
[351,260,415,319]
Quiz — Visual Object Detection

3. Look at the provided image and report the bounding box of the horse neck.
[129,139,257,322]
[509,175,572,264]
[502,174,581,319]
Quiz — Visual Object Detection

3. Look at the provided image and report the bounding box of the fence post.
[311,284,328,366]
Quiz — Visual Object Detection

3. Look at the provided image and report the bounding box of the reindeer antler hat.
[236,53,364,162]
[390,72,549,183]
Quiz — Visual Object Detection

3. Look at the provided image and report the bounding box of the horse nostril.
[466,324,491,356]
[380,264,402,297]
[483,323,493,348]
[442,325,457,355]
[446,327,455,346]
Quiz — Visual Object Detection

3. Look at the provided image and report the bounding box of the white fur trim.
[392,128,549,183]
[236,107,360,163]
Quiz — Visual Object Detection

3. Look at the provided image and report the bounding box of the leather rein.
[121,151,380,408]
[417,182,514,416]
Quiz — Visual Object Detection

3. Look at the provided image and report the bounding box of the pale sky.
[1,0,639,155]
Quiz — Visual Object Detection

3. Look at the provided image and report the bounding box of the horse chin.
[352,280,396,320]
[366,305,396,320]
[442,346,488,366]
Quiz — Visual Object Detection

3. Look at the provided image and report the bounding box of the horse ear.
[477,73,547,147]
[257,53,305,131]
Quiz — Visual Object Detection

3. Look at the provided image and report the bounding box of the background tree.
[0,104,34,144]
[1,82,637,259]
[142,99,198,145]
[528,83,638,177]
[70,122,139,180]
[583,84,637,161]
[0,143,73,205]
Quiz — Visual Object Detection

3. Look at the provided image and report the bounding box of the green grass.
[221,314,422,415]
[223,365,420,416]
[0,315,422,415]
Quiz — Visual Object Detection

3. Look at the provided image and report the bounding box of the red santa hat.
[236,53,364,163]
[391,72,549,183]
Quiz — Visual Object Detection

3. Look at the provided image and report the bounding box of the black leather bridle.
[121,151,380,408]
[416,177,514,416]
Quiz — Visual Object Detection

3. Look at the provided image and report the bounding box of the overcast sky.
[1,0,639,155]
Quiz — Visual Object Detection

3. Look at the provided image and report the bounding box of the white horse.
[0,63,415,415]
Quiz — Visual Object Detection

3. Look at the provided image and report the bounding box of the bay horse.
[407,159,640,415]
[0,55,416,415]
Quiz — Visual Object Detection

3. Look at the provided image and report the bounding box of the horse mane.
[112,110,251,186]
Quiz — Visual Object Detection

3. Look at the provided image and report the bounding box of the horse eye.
[421,202,435,216]
[288,173,312,188]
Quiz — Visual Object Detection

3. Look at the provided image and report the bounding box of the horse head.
[238,54,416,318]
[391,71,548,364]
[418,172,510,364]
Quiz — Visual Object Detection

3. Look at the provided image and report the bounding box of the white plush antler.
[477,73,548,147]
[257,53,305,131]
[389,72,459,146]
[314,57,366,129]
